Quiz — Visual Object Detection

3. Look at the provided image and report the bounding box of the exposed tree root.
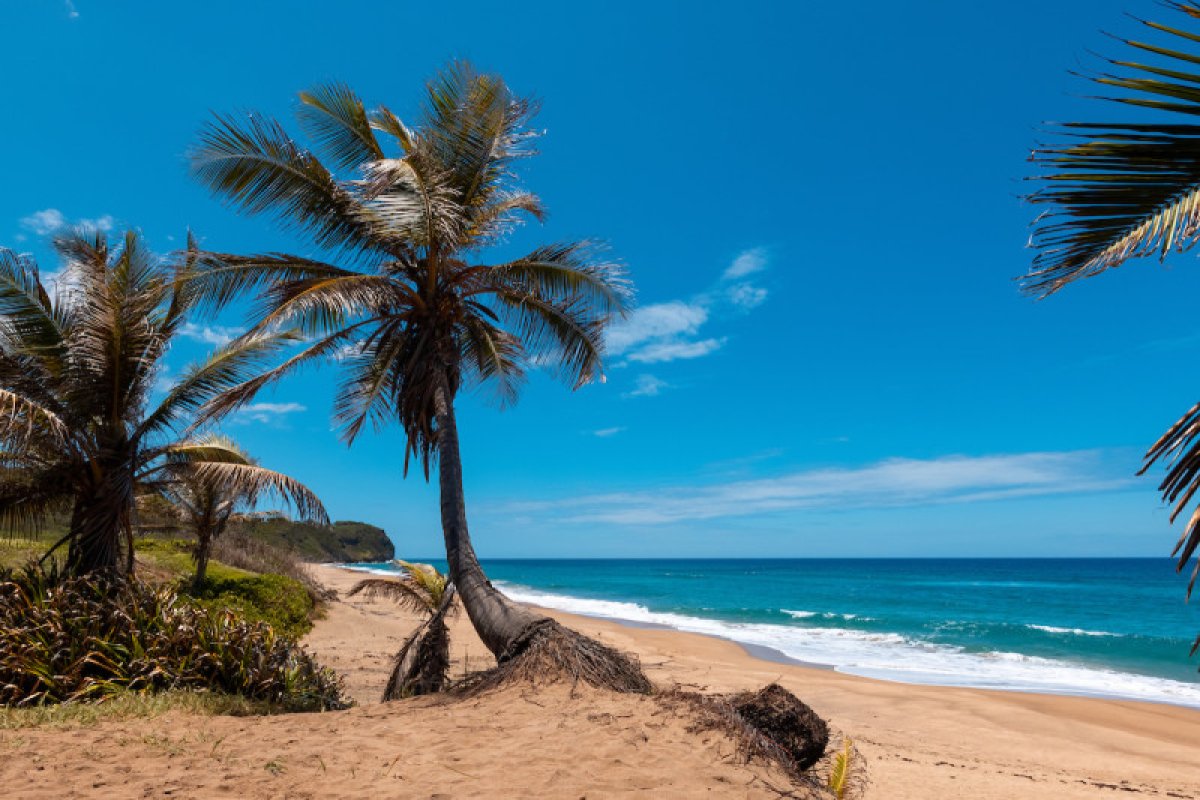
[452,618,653,696]
[659,683,841,793]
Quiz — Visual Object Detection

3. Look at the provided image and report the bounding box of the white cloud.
[233,402,307,425]
[20,209,66,236]
[623,374,669,398]
[179,322,243,346]
[501,450,1134,526]
[726,283,768,311]
[65,0,79,18]
[626,337,725,364]
[19,208,114,236]
[723,247,768,280]
[605,247,770,365]
[607,302,707,355]
[592,427,626,438]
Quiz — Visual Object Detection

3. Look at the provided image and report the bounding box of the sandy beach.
[3,564,1199,799]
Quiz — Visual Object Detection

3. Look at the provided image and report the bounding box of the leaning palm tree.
[0,230,300,575]
[349,561,457,699]
[187,63,650,691]
[152,434,327,590]
[1026,1,1200,655]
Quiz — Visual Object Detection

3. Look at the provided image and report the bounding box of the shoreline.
[306,564,1200,798]
[335,561,1200,710]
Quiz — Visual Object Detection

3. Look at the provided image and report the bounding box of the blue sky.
[5,1,1200,562]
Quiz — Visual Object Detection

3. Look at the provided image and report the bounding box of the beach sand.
[4,564,1199,799]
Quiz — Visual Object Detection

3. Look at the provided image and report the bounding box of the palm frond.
[190,112,382,255]
[419,61,539,212]
[167,457,328,524]
[1026,3,1200,296]
[297,82,385,171]
[348,576,438,614]
[186,251,355,314]
[0,249,66,364]
[1141,398,1200,598]
[485,242,632,315]
[493,290,608,389]
[459,313,525,407]
[0,388,71,451]
[199,320,375,425]
[140,328,301,437]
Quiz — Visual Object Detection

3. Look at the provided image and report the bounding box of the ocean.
[344,558,1200,708]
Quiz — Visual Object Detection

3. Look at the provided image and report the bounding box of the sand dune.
[3,564,1199,799]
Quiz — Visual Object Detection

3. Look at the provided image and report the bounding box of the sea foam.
[491,581,1200,708]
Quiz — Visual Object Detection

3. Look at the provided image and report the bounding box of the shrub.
[0,564,348,711]
[192,573,315,639]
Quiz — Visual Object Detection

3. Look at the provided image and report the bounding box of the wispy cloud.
[623,374,669,398]
[626,337,725,364]
[178,322,243,347]
[591,427,626,438]
[722,247,768,280]
[605,247,770,365]
[65,0,79,19]
[232,402,307,425]
[500,450,1135,525]
[19,208,114,237]
[607,301,708,356]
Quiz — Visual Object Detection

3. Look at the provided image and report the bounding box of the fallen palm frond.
[827,737,854,799]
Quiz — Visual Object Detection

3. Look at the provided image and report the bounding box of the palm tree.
[1026,1,1200,652]
[349,561,457,699]
[151,433,327,590]
[0,230,300,575]
[186,63,650,690]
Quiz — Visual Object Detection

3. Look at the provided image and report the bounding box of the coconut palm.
[0,230,300,575]
[1025,1,1200,651]
[186,63,649,690]
[151,434,327,590]
[349,561,457,699]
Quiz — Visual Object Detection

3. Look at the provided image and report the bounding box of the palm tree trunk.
[66,488,125,576]
[434,379,540,658]
[192,529,212,592]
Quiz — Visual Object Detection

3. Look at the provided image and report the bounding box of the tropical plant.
[0,230,298,575]
[151,433,327,590]
[827,737,854,799]
[0,562,348,710]
[1025,1,1200,657]
[187,62,650,691]
[349,561,456,699]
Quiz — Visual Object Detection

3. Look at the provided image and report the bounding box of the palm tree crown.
[0,230,300,574]
[188,63,630,473]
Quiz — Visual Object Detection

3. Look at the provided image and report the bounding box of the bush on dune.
[0,564,348,711]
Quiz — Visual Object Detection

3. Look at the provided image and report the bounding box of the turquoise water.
[345,558,1200,707]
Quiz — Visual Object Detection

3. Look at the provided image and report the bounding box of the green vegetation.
[133,538,317,638]
[193,574,315,640]
[239,518,393,563]
[0,564,348,711]
[0,690,276,730]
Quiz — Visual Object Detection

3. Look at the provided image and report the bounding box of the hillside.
[238,519,394,563]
